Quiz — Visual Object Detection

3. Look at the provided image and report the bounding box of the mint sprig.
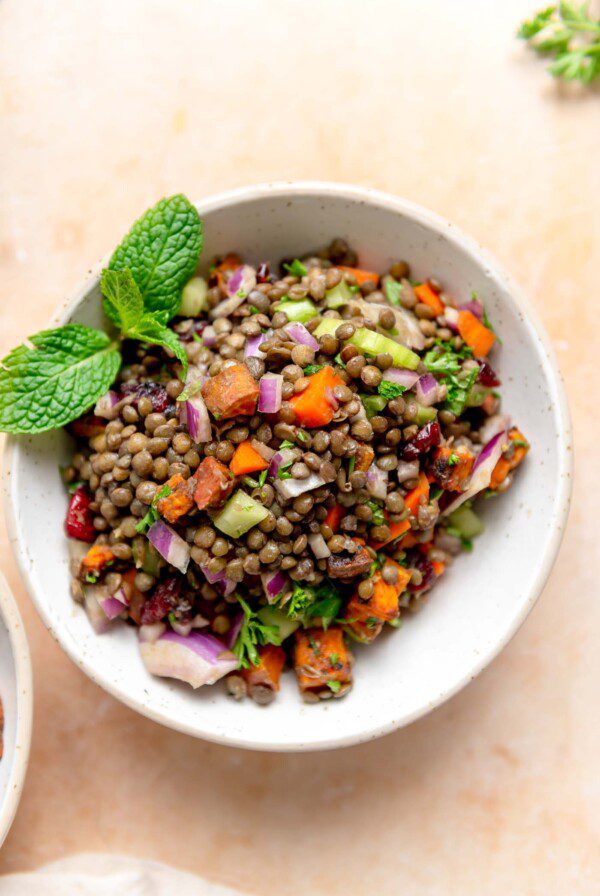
[101,269,188,376]
[0,325,120,434]
[109,194,203,321]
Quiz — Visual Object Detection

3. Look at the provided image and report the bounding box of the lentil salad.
[0,195,530,705]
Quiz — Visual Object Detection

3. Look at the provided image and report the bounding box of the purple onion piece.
[308,533,331,560]
[443,307,460,332]
[284,322,319,351]
[268,449,295,479]
[94,390,121,420]
[459,299,483,320]
[366,465,388,500]
[83,586,113,635]
[99,595,127,620]
[442,430,507,515]
[244,328,272,359]
[275,472,325,500]
[139,630,238,688]
[382,368,420,390]
[226,265,256,298]
[184,392,211,443]
[415,373,439,407]
[147,521,190,574]
[258,373,283,414]
[261,570,288,604]
[224,611,244,649]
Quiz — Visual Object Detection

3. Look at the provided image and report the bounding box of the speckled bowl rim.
[3,181,573,751]
[0,572,33,844]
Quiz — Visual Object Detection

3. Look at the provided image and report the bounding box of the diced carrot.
[490,427,529,490]
[414,282,444,316]
[80,544,115,580]
[404,472,430,518]
[294,628,352,696]
[457,310,495,357]
[355,443,375,472]
[241,644,286,698]
[345,559,410,642]
[324,504,344,534]
[156,474,194,524]
[431,560,445,577]
[192,457,235,510]
[397,531,418,549]
[430,445,475,492]
[229,440,269,477]
[337,265,380,286]
[288,365,345,428]
[201,363,259,420]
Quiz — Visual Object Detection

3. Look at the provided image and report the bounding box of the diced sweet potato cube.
[345,559,410,642]
[80,544,115,581]
[294,628,352,698]
[157,474,194,523]
[430,445,474,492]
[490,427,529,490]
[327,544,372,580]
[192,457,235,510]
[355,442,375,473]
[241,644,286,703]
[201,363,259,420]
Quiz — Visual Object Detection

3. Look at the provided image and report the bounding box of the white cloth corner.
[0,853,247,896]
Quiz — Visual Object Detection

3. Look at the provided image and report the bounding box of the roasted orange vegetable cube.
[430,445,475,492]
[157,474,194,523]
[490,427,529,490]
[80,544,115,581]
[241,644,286,703]
[201,363,259,420]
[294,628,352,698]
[192,457,235,510]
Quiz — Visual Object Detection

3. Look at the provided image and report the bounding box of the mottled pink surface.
[0,0,598,892]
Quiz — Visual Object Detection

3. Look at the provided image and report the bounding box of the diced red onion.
[226,265,256,298]
[171,619,193,637]
[113,586,129,607]
[250,438,275,462]
[147,521,190,574]
[275,472,325,500]
[139,622,166,644]
[443,307,460,332]
[366,465,388,500]
[459,299,483,320]
[83,586,113,635]
[183,391,212,443]
[479,414,511,445]
[308,532,331,559]
[139,630,238,688]
[191,614,210,629]
[268,449,295,479]
[382,367,420,390]
[202,325,217,347]
[415,373,439,407]
[284,322,319,351]
[258,373,283,414]
[244,328,272,359]
[443,429,507,515]
[324,386,339,411]
[199,565,236,597]
[224,611,244,649]
[98,596,126,620]
[94,390,120,420]
[261,570,288,604]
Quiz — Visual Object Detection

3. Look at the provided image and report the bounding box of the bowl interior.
[5,185,571,750]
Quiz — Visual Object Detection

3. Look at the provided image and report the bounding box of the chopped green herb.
[283,259,308,278]
[377,380,406,401]
[85,572,98,584]
[367,500,385,527]
[329,653,339,667]
[249,305,260,315]
[243,475,260,489]
[303,363,323,376]
[333,352,346,369]
[257,469,268,487]
[384,278,403,306]
[424,340,478,417]
[279,439,296,450]
[233,596,282,668]
[191,332,203,343]
[387,617,402,629]
[513,438,529,448]
[135,483,173,533]
[430,485,443,502]
[296,430,308,442]
[67,480,84,494]
[517,3,600,85]
[326,679,342,694]
[448,453,460,466]
[348,456,356,476]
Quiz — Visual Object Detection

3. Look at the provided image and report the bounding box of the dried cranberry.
[178,320,206,343]
[64,486,95,542]
[402,421,441,460]
[407,552,436,593]
[121,381,172,414]
[140,576,182,625]
[477,361,501,388]
[256,262,271,283]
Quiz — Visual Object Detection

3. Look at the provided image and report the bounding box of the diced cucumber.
[314,318,342,338]
[414,404,438,425]
[466,384,490,408]
[179,276,208,317]
[446,505,484,539]
[133,537,162,576]
[325,279,354,309]
[314,320,420,369]
[213,490,269,538]
[275,299,318,323]
[257,606,300,641]
[361,394,387,418]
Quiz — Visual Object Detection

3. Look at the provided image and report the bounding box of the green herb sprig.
[233,597,282,668]
[518,3,600,84]
[0,195,202,434]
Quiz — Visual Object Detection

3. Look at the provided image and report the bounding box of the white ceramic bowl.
[4,183,572,751]
[0,572,32,843]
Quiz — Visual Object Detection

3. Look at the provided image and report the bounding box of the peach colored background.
[1,0,599,893]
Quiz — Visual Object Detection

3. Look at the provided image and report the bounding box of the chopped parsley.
[85,572,98,584]
[429,485,443,502]
[283,259,308,278]
[513,438,529,449]
[277,460,293,480]
[135,483,173,534]
[348,456,356,476]
[446,525,474,552]
[326,680,342,694]
[249,305,260,315]
[377,380,406,401]
[233,596,281,668]
[448,452,460,466]
[388,617,402,629]
[279,439,296,450]
[333,352,346,369]
[296,430,308,442]
[303,363,323,376]
[67,480,84,494]
[257,469,268,487]
[424,340,478,416]
[287,579,342,629]
[191,332,203,343]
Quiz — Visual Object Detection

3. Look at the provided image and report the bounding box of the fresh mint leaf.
[0,325,120,434]
[100,268,143,331]
[109,194,203,322]
[127,315,188,377]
